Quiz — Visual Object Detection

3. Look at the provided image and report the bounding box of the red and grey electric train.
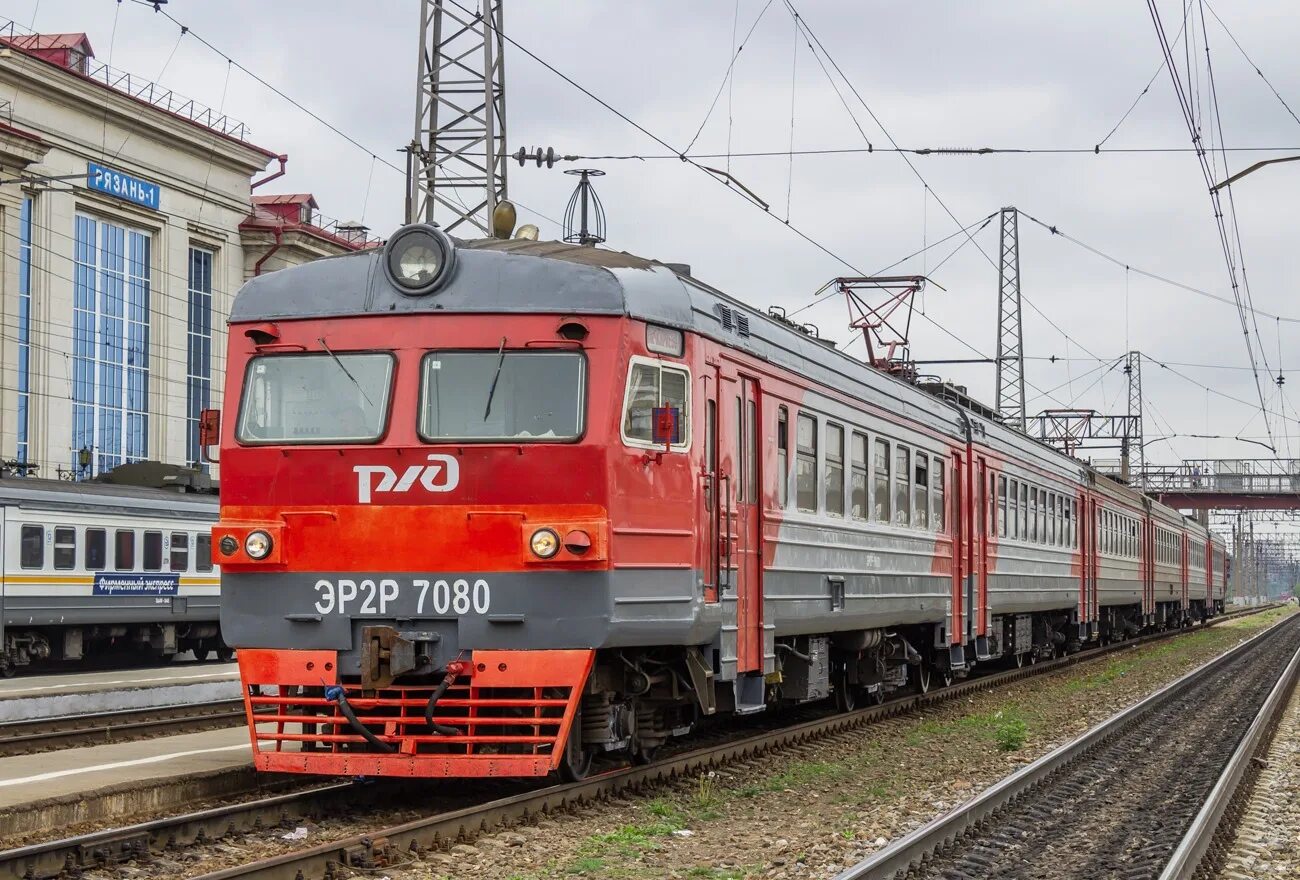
[211,222,1228,780]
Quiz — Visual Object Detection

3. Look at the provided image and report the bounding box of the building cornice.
[0,49,278,174]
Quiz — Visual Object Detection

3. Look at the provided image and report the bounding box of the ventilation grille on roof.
[714,304,750,338]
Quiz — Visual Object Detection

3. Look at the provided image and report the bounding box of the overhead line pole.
[995,207,1026,431]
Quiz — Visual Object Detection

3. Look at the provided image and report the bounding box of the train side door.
[1181,534,1189,613]
[731,377,763,673]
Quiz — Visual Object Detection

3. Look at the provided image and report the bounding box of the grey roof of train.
[231,236,1210,533]
[0,477,217,517]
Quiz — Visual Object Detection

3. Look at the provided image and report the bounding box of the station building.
[0,30,377,479]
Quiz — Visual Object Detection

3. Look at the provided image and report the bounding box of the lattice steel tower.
[995,207,1026,431]
[1124,351,1145,485]
[406,0,508,234]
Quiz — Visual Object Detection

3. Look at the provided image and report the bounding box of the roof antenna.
[562,169,606,246]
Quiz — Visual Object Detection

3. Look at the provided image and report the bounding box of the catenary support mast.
[407,0,508,234]
[995,207,1026,431]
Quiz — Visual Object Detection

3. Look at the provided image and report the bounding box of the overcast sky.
[15,0,1300,487]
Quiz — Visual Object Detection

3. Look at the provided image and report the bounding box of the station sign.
[86,161,161,211]
[92,572,179,597]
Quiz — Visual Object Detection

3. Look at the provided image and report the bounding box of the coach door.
[731,377,763,673]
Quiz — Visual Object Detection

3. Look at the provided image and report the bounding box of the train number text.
[312,577,491,615]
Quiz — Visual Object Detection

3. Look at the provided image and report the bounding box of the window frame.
[115,529,136,572]
[893,445,911,528]
[85,527,107,571]
[142,530,163,572]
[53,526,76,570]
[777,406,789,509]
[824,422,845,517]
[237,351,398,446]
[795,412,818,513]
[195,532,214,573]
[872,438,891,523]
[850,431,868,521]
[170,531,190,573]
[617,354,688,452]
[912,451,929,530]
[931,457,946,533]
[19,524,44,569]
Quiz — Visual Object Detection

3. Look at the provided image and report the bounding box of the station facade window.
[72,214,151,475]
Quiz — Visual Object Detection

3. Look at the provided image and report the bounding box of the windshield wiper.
[318,337,374,407]
[482,336,507,421]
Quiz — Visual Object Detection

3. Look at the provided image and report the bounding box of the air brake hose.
[324,685,395,754]
[424,663,465,736]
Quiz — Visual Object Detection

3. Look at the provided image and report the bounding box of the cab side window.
[622,360,689,448]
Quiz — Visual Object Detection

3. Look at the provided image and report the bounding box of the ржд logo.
[353,455,459,503]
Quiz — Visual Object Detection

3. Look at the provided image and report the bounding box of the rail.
[831,610,1299,880]
[0,606,1272,880]
[0,699,245,756]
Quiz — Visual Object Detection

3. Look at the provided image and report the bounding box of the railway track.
[0,699,246,757]
[833,609,1300,880]
[0,605,1278,880]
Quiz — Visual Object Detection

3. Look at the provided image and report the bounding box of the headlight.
[530,528,560,559]
[244,530,273,560]
[384,224,455,296]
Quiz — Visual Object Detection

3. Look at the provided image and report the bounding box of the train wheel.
[833,663,857,712]
[558,734,594,782]
[916,663,932,695]
[216,646,235,662]
[194,647,213,662]
[0,661,13,679]
[1014,652,1025,668]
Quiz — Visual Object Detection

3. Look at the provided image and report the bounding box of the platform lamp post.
[76,445,91,481]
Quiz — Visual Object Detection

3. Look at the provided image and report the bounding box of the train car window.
[238,352,395,444]
[1018,483,1029,540]
[796,414,817,513]
[706,400,718,512]
[143,531,163,571]
[913,454,929,530]
[825,423,845,517]
[1071,500,1079,548]
[1058,497,1066,546]
[745,399,758,504]
[1047,494,1057,545]
[850,432,867,521]
[196,533,214,572]
[932,460,946,532]
[998,476,1007,538]
[1040,486,1050,543]
[776,407,788,509]
[85,528,106,570]
[893,446,911,527]
[170,533,189,572]
[420,350,588,443]
[1029,490,1040,543]
[1008,479,1019,539]
[872,439,891,523]
[735,398,744,502]
[19,525,43,569]
[53,527,76,570]
[115,530,136,571]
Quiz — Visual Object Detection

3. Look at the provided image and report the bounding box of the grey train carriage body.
[0,478,221,674]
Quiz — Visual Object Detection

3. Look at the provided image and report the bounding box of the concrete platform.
[0,661,241,721]
[0,726,261,839]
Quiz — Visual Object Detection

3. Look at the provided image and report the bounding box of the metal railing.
[0,19,250,141]
[1142,459,1300,494]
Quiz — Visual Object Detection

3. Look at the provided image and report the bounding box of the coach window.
[53,528,76,570]
[19,525,43,569]
[196,533,214,572]
[893,446,911,527]
[1040,486,1050,543]
[796,414,817,512]
[1057,497,1066,546]
[1070,500,1078,548]
[1028,487,1038,543]
[997,476,1007,537]
[745,399,758,503]
[1007,479,1019,539]
[1019,483,1030,540]
[825,423,845,517]
[143,531,163,571]
[932,459,946,532]
[171,533,189,573]
[86,528,106,571]
[850,432,867,520]
[115,530,136,571]
[776,406,789,508]
[619,358,686,449]
[872,439,891,522]
[913,453,929,530]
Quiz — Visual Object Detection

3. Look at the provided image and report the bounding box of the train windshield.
[419,351,585,441]
[237,352,395,443]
